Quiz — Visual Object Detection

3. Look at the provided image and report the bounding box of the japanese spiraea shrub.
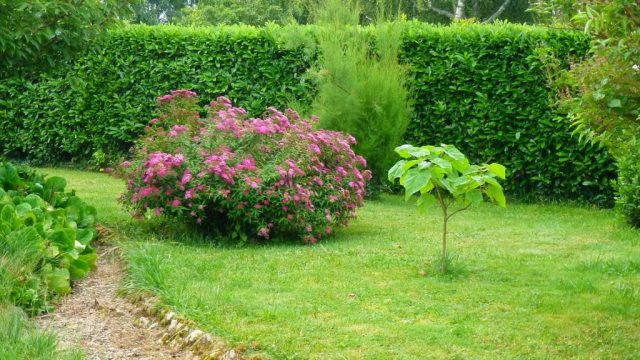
[388,144,506,272]
[0,23,615,205]
[0,162,97,315]
[121,90,371,243]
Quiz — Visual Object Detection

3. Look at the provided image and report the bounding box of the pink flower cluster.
[122,91,370,243]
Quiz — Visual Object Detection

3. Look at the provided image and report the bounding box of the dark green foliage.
[0,23,615,204]
[0,25,315,162]
[0,0,133,74]
[400,23,616,205]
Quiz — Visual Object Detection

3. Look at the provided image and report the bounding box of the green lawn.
[45,168,640,359]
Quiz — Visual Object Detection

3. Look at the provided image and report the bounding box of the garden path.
[36,246,187,360]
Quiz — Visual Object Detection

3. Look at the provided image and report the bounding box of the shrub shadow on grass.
[124,217,350,250]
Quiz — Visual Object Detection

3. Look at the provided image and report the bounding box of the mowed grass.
[45,168,640,359]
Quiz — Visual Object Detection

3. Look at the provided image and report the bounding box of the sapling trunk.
[442,211,448,273]
[435,187,449,273]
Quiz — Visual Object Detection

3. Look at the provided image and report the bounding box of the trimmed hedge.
[0,23,616,204]
[0,25,315,161]
[400,25,616,205]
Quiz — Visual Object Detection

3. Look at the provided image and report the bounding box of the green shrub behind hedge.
[0,23,616,205]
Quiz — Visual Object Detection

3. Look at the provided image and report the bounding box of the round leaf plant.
[388,144,506,273]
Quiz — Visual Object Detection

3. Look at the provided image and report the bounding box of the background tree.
[420,0,533,23]
[178,0,307,26]
[131,0,193,24]
[134,0,534,26]
[0,0,133,73]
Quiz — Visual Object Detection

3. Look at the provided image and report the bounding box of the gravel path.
[36,247,187,360]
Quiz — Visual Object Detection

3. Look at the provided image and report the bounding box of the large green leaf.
[400,167,432,201]
[394,144,430,159]
[45,267,71,295]
[487,163,506,180]
[485,183,506,207]
[387,160,407,182]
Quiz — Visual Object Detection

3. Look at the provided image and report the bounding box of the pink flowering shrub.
[121,90,371,243]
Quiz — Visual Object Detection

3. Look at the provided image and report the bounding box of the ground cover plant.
[0,161,98,315]
[389,144,506,272]
[44,168,640,359]
[0,162,94,359]
[121,91,370,243]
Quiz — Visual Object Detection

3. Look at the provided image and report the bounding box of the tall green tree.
[421,0,525,22]
[0,0,133,73]
[178,0,306,26]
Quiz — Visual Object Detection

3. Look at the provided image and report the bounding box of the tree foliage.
[0,0,132,74]
[131,0,533,26]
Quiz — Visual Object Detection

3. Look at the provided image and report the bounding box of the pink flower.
[185,188,195,199]
[180,170,192,185]
[171,199,181,208]
[310,144,321,155]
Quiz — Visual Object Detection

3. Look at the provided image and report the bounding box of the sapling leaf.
[485,183,507,207]
[395,144,430,159]
[400,167,432,200]
[465,189,483,204]
[442,144,465,161]
[487,163,507,179]
[388,160,407,181]
[417,193,436,214]
[431,157,453,171]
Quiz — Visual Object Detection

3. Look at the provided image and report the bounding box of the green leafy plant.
[388,144,506,273]
[541,0,640,225]
[0,161,97,314]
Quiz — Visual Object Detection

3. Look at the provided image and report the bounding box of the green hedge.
[0,25,314,161]
[0,23,616,204]
[400,24,615,205]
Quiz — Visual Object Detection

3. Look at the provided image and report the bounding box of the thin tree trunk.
[454,0,465,19]
[442,209,448,273]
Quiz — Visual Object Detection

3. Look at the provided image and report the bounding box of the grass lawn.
[45,168,640,359]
